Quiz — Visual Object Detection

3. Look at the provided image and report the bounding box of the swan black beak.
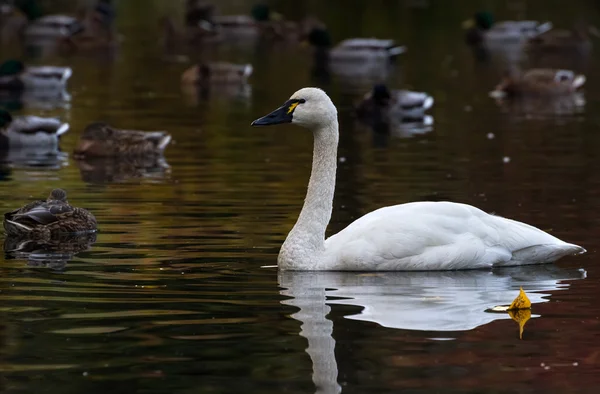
[251,99,299,126]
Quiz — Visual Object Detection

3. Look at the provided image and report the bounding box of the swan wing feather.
[323,201,582,271]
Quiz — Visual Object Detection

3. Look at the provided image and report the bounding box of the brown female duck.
[181,62,252,85]
[490,68,586,98]
[73,122,172,158]
[3,189,97,238]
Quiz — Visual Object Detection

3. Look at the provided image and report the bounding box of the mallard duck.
[73,122,172,158]
[0,109,69,149]
[0,60,72,91]
[308,27,406,61]
[490,69,586,98]
[463,11,552,46]
[356,84,434,122]
[3,189,97,238]
[181,62,252,85]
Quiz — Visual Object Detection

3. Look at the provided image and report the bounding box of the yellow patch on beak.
[461,19,475,29]
[287,102,300,114]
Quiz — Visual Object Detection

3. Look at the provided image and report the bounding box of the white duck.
[251,87,585,271]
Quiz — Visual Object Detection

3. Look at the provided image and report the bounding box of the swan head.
[251,87,337,129]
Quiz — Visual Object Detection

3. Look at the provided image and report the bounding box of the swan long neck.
[279,119,339,268]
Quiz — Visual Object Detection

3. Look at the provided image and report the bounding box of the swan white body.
[251,87,585,271]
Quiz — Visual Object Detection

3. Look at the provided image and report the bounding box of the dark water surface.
[2,1,600,393]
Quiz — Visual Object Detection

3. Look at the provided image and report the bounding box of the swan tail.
[495,243,586,267]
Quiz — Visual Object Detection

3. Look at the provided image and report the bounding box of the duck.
[356,84,434,123]
[3,188,97,238]
[463,11,552,47]
[250,87,585,271]
[0,59,72,91]
[490,68,586,98]
[305,27,405,82]
[181,62,253,85]
[73,122,172,158]
[307,27,406,62]
[0,109,69,150]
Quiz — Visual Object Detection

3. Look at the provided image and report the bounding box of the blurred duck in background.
[463,11,552,64]
[0,0,117,52]
[180,62,253,103]
[306,26,406,86]
[356,84,434,139]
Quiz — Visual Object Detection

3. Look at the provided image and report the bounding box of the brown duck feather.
[3,189,97,238]
[74,122,171,158]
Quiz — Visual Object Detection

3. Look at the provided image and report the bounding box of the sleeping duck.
[181,62,252,85]
[0,59,72,91]
[3,188,97,238]
[463,11,552,47]
[0,109,69,150]
[73,122,171,158]
[490,68,586,98]
[356,84,433,122]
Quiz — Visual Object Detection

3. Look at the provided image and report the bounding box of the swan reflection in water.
[279,265,586,394]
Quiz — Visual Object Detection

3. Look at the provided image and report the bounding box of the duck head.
[372,84,392,105]
[0,109,13,128]
[47,188,68,203]
[0,60,25,77]
[14,0,42,20]
[306,27,332,48]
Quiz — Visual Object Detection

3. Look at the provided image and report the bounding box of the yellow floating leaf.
[508,308,531,339]
[508,287,531,311]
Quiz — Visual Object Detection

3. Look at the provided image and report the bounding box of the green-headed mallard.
[0,109,69,150]
[356,84,434,122]
[490,68,586,98]
[3,188,97,238]
[181,62,252,85]
[73,122,172,158]
[0,59,72,91]
[463,11,552,47]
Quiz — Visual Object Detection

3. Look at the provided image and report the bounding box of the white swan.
[251,87,585,271]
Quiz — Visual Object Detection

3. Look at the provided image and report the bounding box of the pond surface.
[2,1,600,393]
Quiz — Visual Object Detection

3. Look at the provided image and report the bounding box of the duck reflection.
[4,232,97,271]
[492,94,586,118]
[280,265,586,394]
[0,89,71,111]
[75,156,170,184]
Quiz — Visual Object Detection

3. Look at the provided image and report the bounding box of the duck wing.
[10,116,69,136]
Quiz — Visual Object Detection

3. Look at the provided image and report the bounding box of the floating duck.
[73,122,171,158]
[356,84,434,123]
[0,109,69,150]
[3,189,97,238]
[490,68,586,98]
[0,60,72,91]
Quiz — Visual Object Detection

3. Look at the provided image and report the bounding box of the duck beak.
[462,18,475,29]
[251,100,297,126]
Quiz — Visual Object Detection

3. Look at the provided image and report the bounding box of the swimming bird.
[73,122,171,158]
[250,87,585,271]
[463,11,552,47]
[490,68,585,98]
[3,188,97,238]
[356,84,434,122]
[0,59,72,91]
[0,109,69,150]
[181,62,252,85]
